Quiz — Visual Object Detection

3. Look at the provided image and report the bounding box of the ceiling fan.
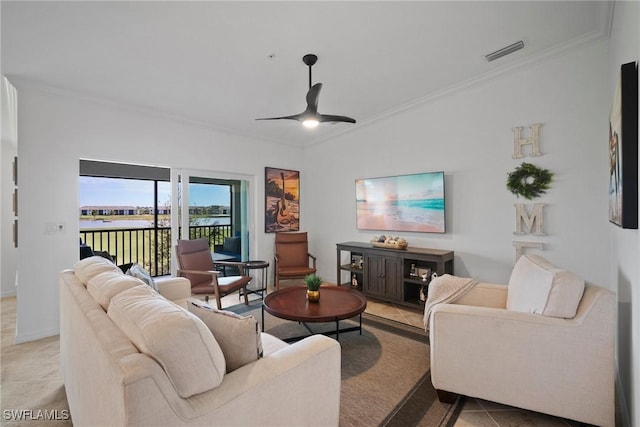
[256,54,356,128]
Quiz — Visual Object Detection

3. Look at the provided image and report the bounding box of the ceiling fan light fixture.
[256,53,356,126]
[302,118,319,128]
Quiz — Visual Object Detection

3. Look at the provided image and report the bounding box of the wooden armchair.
[175,238,251,310]
[273,232,317,290]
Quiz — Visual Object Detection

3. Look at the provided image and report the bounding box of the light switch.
[44,222,66,235]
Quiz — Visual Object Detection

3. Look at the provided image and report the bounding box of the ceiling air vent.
[485,40,525,62]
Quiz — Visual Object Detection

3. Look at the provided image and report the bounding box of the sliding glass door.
[170,168,251,275]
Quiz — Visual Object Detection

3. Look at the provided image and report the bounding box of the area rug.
[235,301,462,427]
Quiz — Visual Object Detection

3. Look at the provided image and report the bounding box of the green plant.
[506,162,553,200]
[304,274,322,291]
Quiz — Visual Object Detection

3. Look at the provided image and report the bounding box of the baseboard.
[14,327,59,344]
[615,368,632,427]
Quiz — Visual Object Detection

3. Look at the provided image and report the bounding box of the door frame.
[170,168,256,276]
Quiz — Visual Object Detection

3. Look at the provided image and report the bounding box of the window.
[79,160,241,274]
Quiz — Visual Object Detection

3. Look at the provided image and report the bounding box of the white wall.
[1,77,18,297]
[608,2,639,426]
[306,41,610,290]
[13,86,302,342]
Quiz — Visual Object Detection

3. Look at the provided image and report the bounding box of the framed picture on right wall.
[608,61,638,229]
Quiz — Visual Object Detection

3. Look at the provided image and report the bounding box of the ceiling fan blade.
[258,55,355,127]
[306,83,322,113]
[318,114,356,124]
[255,113,303,122]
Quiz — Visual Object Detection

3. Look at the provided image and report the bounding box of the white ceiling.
[1,1,612,146]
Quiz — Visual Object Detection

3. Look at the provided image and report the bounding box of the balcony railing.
[80,224,232,276]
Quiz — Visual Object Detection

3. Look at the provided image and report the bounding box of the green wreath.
[506,162,553,200]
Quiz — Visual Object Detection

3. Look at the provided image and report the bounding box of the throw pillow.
[126,263,158,291]
[86,271,145,310]
[507,254,585,318]
[74,255,122,285]
[188,300,263,373]
[108,286,226,398]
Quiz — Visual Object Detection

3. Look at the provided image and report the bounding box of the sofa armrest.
[120,334,341,426]
[155,277,191,302]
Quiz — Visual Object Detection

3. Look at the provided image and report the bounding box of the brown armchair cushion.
[275,232,310,268]
[277,242,309,267]
[177,246,216,287]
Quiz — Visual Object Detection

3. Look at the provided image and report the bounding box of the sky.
[355,172,444,201]
[79,177,230,207]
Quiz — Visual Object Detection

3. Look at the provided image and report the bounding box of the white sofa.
[428,255,616,427]
[59,256,341,426]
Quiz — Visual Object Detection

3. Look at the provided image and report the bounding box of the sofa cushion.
[188,300,263,372]
[87,271,145,310]
[507,254,585,318]
[125,263,158,291]
[73,256,122,285]
[107,286,226,398]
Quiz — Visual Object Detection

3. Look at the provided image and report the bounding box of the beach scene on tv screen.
[356,172,445,233]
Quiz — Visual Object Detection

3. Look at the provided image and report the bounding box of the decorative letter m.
[514,203,546,235]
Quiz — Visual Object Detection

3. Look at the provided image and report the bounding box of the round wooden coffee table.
[262,285,367,342]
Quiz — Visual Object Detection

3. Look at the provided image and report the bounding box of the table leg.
[261,304,265,332]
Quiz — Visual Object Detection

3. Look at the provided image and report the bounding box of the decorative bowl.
[370,241,408,250]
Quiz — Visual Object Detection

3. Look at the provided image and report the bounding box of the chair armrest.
[176,268,220,286]
[308,253,317,268]
[155,277,191,301]
[451,282,507,308]
[176,268,219,277]
[213,260,249,275]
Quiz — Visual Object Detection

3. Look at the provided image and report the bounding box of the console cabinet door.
[364,254,401,301]
[364,254,384,298]
[383,256,401,300]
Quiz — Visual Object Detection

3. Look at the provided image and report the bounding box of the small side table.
[240,260,269,300]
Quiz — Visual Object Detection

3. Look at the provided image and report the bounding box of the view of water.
[80,216,231,229]
[356,198,445,233]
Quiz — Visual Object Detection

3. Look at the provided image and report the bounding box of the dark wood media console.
[336,241,454,308]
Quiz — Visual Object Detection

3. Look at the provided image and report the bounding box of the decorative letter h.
[512,123,542,159]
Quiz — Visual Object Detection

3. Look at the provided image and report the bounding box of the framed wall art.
[608,61,638,229]
[356,171,446,233]
[265,167,300,232]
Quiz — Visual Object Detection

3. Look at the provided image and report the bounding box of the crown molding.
[5,76,302,148]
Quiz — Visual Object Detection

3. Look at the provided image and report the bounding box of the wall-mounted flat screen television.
[355,171,445,233]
